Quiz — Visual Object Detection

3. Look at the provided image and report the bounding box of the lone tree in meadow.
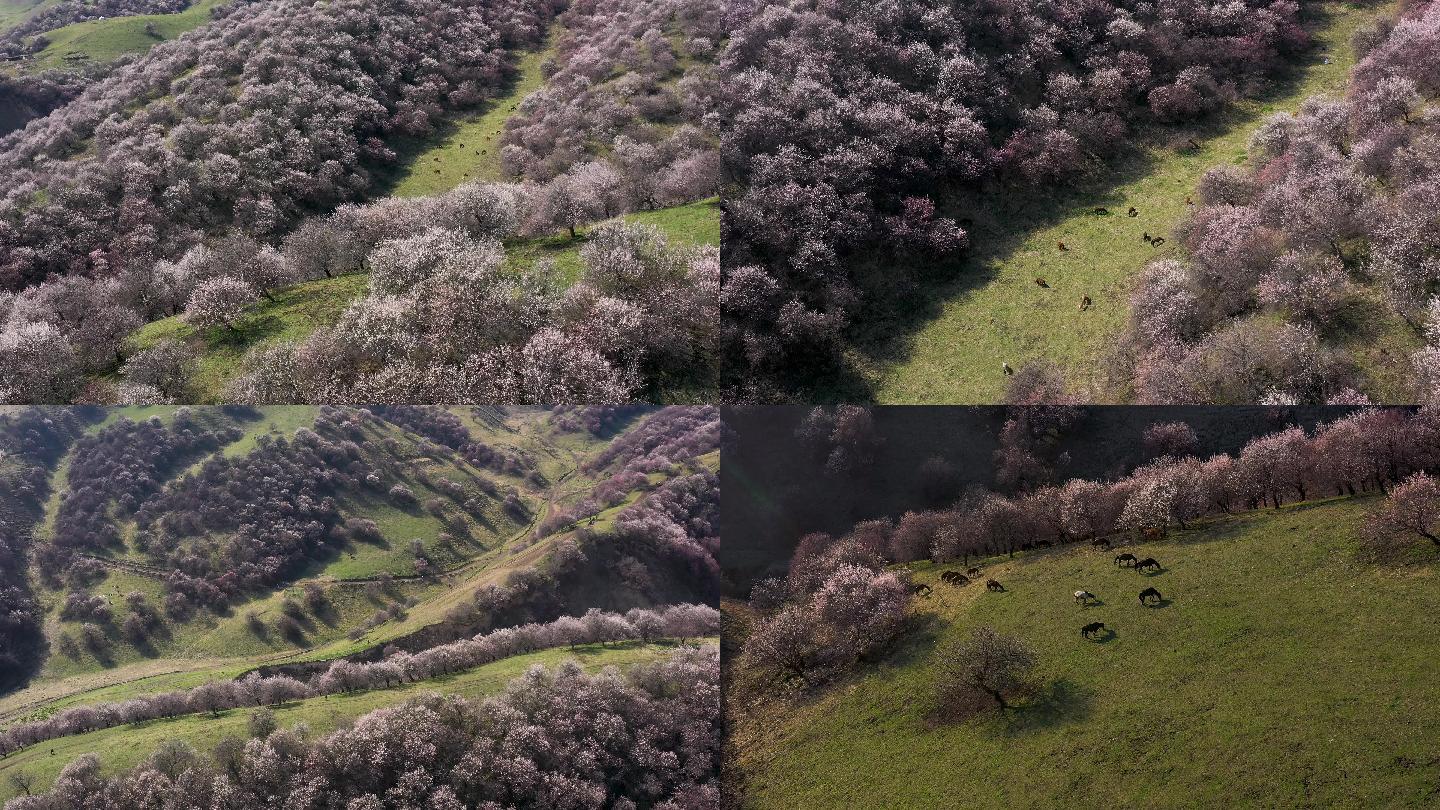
[933,626,1037,718]
[1365,472,1440,556]
[184,276,255,333]
[7,771,35,796]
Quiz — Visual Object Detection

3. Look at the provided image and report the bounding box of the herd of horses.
[1011,204,1168,347]
[911,535,1174,642]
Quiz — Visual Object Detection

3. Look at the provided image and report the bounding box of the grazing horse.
[1143,232,1153,243]
[966,566,982,578]
[1081,621,1106,639]
[1127,207,1139,217]
[1135,557,1161,573]
[1139,587,1163,605]
[1035,278,1050,288]
[1074,590,1096,606]
[1092,207,1109,215]
[911,582,933,597]
[1114,553,1137,567]
[1057,241,1069,251]
[986,579,1006,592]
[1151,237,1166,247]
[1091,538,1111,550]
[940,570,969,586]
[1003,362,1014,375]
[1079,295,1092,311]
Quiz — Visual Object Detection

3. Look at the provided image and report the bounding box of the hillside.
[869,0,1393,403]
[0,404,720,793]
[116,198,721,403]
[0,637,714,802]
[727,496,1440,807]
[13,0,225,73]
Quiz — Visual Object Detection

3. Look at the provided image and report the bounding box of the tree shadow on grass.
[1000,677,1096,735]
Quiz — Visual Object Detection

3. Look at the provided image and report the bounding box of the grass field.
[119,198,720,402]
[17,0,227,72]
[729,496,1440,808]
[0,639,714,802]
[385,29,558,198]
[0,0,54,33]
[866,1,1397,404]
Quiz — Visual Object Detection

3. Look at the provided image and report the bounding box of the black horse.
[911,582,933,597]
[1081,621,1106,639]
[1135,557,1161,573]
[1091,538,1111,550]
[1139,587,1163,605]
[940,571,969,586]
[1114,553,1137,567]
[986,579,1006,592]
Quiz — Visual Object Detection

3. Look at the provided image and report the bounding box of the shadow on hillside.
[794,2,1351,402]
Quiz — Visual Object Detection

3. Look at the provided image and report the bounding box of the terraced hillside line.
[0,640,710,803]
[387,25,559,198]
[731,496,1440,808]
[873,0,1388,404]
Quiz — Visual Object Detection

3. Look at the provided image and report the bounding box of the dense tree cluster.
[129,429,369,610]
[795,408,1440,567]
[1119,1,1440,403]
[0,0,554,290]
[552,404,655,435]
[45,412,238,562]
[368,405,538,477]
[743,538,911,687]
[720,0,1317,396]
[3,645,719,810]
[221,219,716,404]
[795,405,886,477]
[615,468,720,589]
[0,0,733,406]
[501,0,723,216]
[0,407,92,693]
[584,405,719,474]
[0,605,718,758]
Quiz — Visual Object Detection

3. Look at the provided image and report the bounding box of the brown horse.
[1081,621,1106,639]
[1135,558,1161,573]
[911,582,933,597]
[986,579,1005,592]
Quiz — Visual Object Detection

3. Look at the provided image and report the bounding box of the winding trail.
[870,0,1391,403]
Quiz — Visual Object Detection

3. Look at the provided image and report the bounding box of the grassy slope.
[0,639,714,803]
[16,0,225,72]
[871,1,1398,404]
[0,0,54,34]
[731,497,1440,808]
[385,29,558,198]
[121,198,720,403]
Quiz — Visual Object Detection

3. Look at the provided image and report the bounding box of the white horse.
[1074,590,1096,606]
